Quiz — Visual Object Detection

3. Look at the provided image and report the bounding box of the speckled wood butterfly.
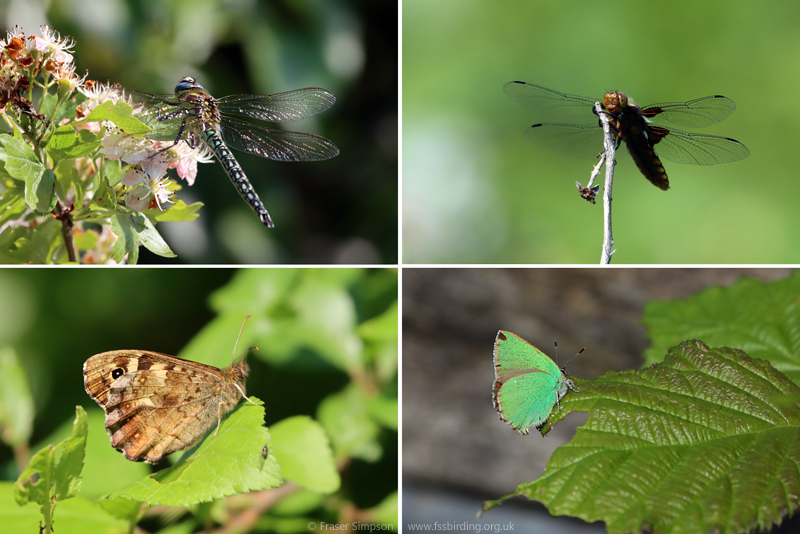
[83,319,258,463]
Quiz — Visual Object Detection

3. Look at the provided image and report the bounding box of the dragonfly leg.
[147,117,190,158]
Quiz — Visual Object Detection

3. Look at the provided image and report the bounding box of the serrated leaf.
[0,136,52,212]
[270,416,340,494]
[109,212,175,264]
[643,273,800,385]
[14,406,87,531]
[0,136,43,182]
[105,397,280,506]
[482,340,800,534]
[133,212,175,258]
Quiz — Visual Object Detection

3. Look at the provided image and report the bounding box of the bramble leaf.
[483,340,800,534]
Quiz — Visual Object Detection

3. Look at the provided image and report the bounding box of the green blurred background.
[1,0,398,264]
[403,1,795,264]
[0,268,398,530]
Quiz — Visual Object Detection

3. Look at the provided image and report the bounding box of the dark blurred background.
[1,0,397,264]
[403,1,798,263]
[403,268,796,532]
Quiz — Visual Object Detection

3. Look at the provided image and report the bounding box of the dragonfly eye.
[175,77,202,92]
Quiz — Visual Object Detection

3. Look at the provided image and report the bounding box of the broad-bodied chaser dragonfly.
[503,81,749,190]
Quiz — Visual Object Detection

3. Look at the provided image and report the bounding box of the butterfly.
[492,331,583,434]
[83,321,258,463]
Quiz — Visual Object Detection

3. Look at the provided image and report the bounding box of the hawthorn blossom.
[121,156,174,211]
[31,25,75,65]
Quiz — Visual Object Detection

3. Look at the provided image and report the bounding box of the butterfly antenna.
[564,347,586,366]
[231,314,254,362]
[554,340,586,366]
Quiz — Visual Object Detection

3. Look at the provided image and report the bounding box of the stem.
[53,200,76,263]
[594,102,616,264]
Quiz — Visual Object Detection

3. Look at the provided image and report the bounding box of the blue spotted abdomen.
[203,128,274,227]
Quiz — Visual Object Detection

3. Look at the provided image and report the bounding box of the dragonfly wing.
[219,116,339,162]
[523,123,606,161]
[504,81,600,122]
[121,90,191,138]
[642,95,736,127]
[648,126,749,165]
[124,89,177,104]
[217,88,336,122]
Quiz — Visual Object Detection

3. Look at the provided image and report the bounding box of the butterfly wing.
[492,331,565,434]
[83,351,247,463]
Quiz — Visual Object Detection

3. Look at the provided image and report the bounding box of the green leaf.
[317,383,382,462]
[153,200,203,222]
[177,313,259,369]
[370,491,399,529]
[95,496,142,524]
[0,135,43,180]
[72,229,98,253]
[270,416,340,494]
[14,406,87,532]
[54,161,82,206]
[74,410,149,499]
[0,483,127,534]
[48,126,102,160]
[0,136,52,213]
[28,168,56,214]
[358,301,399,342]
[365,394,398,431]
[0,181,28,226]
[482,340,800,534]
[643,273,800,384]
[73,101,150,135]
[209,268,297,315]
[0,347,34,446]
[288,271,364,372]
[132,212,175,258]
[0,225,50,264]
[109,212,175,264]
[105,397,281,506]
[109,214,138,264]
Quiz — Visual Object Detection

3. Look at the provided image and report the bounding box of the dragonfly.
[503,81,749,190]
[125,76,339,227]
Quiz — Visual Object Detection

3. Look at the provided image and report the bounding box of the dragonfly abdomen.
[203,127,275,227]
[622,132,670,191]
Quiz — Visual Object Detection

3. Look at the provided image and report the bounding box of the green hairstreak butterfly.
[492,330,583,434]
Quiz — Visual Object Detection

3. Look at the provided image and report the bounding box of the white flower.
[99,127,149,163]
[122,156,174,211]
[31,25,75,65]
